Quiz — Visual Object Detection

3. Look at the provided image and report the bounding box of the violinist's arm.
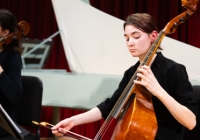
[134,65,196,130]
[52,107,102,136]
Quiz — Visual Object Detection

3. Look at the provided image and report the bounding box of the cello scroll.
[163,0,199,35]
[182,0,199,12]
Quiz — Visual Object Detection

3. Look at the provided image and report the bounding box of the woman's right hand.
[51,107,102,137]
[51,117,74,137]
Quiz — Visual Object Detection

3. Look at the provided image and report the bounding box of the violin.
[0,21,30,47]
[94,0,199,140]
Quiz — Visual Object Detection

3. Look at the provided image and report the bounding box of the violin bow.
[32,121,92,140]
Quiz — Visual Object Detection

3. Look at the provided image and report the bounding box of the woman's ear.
[2,29,10,37]
[150,30,158,43]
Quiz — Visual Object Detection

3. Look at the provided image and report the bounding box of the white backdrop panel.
[52,0,200,80]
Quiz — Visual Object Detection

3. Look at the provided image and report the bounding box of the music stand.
[0,104,24,139]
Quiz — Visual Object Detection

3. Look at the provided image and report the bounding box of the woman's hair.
[0,9,22,54]
[124,13,162,50]
[124,13,159,33]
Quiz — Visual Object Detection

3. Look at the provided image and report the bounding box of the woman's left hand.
[134,65,162,97]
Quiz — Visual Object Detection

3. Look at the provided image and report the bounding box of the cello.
[94,0,199,140]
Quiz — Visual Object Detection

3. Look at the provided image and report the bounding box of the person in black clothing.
[52,13,198,140]
[0,9,35,140]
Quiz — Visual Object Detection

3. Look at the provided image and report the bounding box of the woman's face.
[0,26,9,38]
[124,25,157,61]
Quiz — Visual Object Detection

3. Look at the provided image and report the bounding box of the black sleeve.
[168,64,198,117]
[0,53,22,105]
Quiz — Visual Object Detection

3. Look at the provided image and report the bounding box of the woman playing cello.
[52,13,198,140]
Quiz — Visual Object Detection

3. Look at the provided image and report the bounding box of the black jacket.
[97,52,198,140]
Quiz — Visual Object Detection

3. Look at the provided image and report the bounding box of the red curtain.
[90,0,200,48]
[1,0,200,138]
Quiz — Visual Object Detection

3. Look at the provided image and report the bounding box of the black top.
[0,50,22,120]
[97,52,198,140]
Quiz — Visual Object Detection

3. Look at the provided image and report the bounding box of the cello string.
[94,63,141,138]
[95,69,141,138]
[94,82,135,139]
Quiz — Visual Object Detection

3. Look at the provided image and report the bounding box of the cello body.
[111,84,157,140]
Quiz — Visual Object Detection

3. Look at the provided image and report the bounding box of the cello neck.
[140,31,165,67]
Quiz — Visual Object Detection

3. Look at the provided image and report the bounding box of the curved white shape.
[52,0,200,79]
